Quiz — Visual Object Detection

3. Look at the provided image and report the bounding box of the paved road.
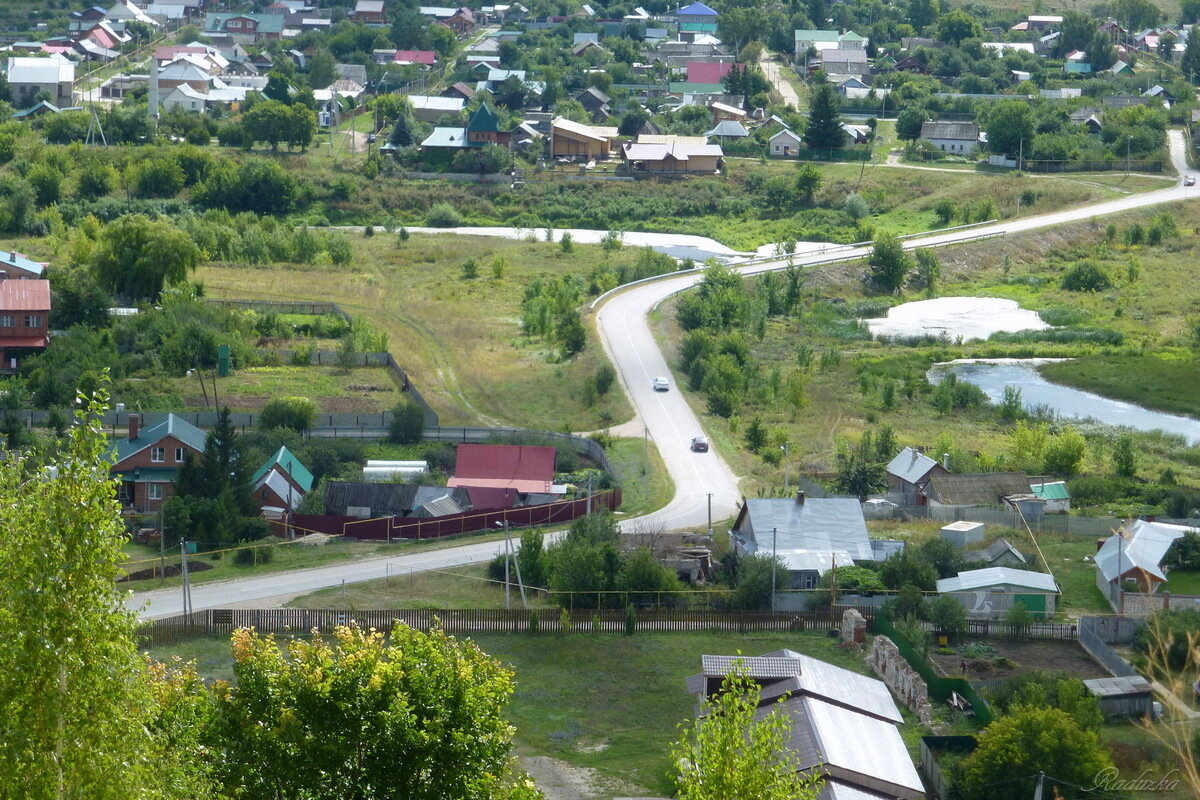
[132,131,1195,618]
[759,52,801,108]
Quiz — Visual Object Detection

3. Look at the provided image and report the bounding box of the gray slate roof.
[924,472,1033,506]
[964,537,1027,565]
[734,497,872,561]
[920,120,979,141]
[1083,675,1152,697]
[886,446,939,485]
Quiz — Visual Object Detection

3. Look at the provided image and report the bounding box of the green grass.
[149,630,881,796]
[605,436,673,516]
[164,365,403,414]
[199,233,633,430]
[284,562,560,610]
[1160,568,1200,595]
[1039,356,1200,419]
[1037,535,1114,616]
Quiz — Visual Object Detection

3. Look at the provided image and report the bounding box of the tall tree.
[91,214,200,301]
[671,665,824,800]
[0,388,210,799]
[803,81,845,149]
[1183,31,1200,80]
[936,8,982,45]
[984,99,1034,158]
[867,231,912,293]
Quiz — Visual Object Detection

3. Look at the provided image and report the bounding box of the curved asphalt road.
[132,132,1195,619]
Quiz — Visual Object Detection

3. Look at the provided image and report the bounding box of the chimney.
[795,490,805,505]
[128,413,139,441]
[942,452,950,471]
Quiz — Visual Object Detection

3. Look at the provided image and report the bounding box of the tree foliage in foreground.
[0,388,211,799]
[671,666,823,800]
[212,623,542,800]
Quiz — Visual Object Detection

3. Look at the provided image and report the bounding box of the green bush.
[388,399,426,444]
[426,202,463,227]
[1061,261,1112,292]
[233,543,275,567]
[259,396,316,432]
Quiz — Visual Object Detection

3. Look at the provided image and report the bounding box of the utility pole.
[497,520,512,609]
[1033,771,1045,800]
[585,473,593,515]
[1126,135,1132,177]
[780,442,789,494]
[706,492,713,538]
[771,526,778,612]
[180,538,192,616]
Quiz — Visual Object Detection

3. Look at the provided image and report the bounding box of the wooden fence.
[293,488,622,540]
[139,606,868,647]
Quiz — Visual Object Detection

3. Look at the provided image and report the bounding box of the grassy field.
[199,233,634,430]
[148,630,881,796]
[283,563,554,609]
[161,365,403,413]
[1039,355,1200,418]
[1160,568,1200,594]
[604,435,674,517]
[1038,534,1114,615]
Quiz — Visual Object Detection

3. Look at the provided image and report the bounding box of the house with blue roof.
[677,1,718,33]
[111,413,208,513]
[0,250,48,280]
[252,445,313,513]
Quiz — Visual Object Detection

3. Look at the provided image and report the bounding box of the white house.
[6,56,75,107]
[919,120,980,154]
[769,128,803,157]
[937,567,1059,618]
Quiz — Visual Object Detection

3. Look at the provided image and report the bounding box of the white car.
[652,377,670,391]
[1186,176,1196,187]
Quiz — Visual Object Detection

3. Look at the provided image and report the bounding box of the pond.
[865,297,1049,341]
[929,360,1200,444]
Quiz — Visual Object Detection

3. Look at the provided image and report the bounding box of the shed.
[1030,480,1070,513]
[963,537,1027,568]
[940,521,985,548]
[937,567,1059,618]
[768,128,802,157]
[1083,676,1153,719]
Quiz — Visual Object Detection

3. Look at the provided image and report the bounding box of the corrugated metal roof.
[262,469,301,509]
[704,120,748,138]
[1030,480,1070,500]
[251,445,313,492]
[920,120,980,141]
[937,566,1058,594]
[449,444,555,492]
[763,649,904,723]
[0,278,49,312]
[700,654,802,679]
[421,126,466,147]
[886,447,939,485]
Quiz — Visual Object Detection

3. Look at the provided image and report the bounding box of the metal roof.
[447,444,556,494]
[700,654,801,680]
[6,56,75,85]
[251,445,313,492]
[1030,480,1070,500]
[421,126,466,148]
[937,567,1058,594]
[0,251,46,277]
[677,1,718,15]
[734,497,872,561]
[964,537,1027,566]
[1083,676,1152,697]
[762,649,904,723]
[704,120,748,138]
[112,413,208,465]
[261,470,302,509]
[1096,520,1195,583]
[920,120,980,141]
[886,447,939,485]
[408,95,463,112]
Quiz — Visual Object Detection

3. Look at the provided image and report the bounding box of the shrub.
[426,202,463,227]
[233,543,275,566]
[259,396,316,432]
[1061,261,1112,292]
[388,399,426,444]
[594,364,616,395]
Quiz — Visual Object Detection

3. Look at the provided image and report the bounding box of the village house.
[1094,519,1196,608]
[937,567,1059,618]
[921,472,1043,518]
[5,56,75,108]
[251,445,313,516]
[203,12,285,44]
[550,117,618,159]
[0,251,48,280]
[110,414,208,514]
[676,1,718,34]
[886,446,948,505]
[348,0,386,25]
[919,120,981,155]
[768,127,803,157]
[0,279,50,370]
[622,134,724,175]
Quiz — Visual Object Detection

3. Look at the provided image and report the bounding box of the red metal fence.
[291,488,622,540]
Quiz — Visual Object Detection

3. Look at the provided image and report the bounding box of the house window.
[0,316,13,327]
[24,315,40,328]
[175,447,185,462]
[151,447,165,462]
[149,484,163,501]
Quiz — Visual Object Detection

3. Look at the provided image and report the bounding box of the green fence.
[871,615,993,726]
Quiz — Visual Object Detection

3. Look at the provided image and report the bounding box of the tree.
[960,706,1112,800]
[389,111,416,146]
[912,247,940,296]
[834,431,886,500]
[0,388,211,798]
[794,163,821,201]
[517,530,547,588]
[617,547,682,604]
[388,399,426,444]
[1112,433,1136,479]
[928,594,968,640]
[936,8,982,45]
[895,106,928,140]
[731,553,784,610]
[879,550,938,592]
[306,47,336,88]
[984,100,1034,158]
[867,231,912,293]
[285,103,316,151]
[718,6,769,52]
[212,622,542,800]
[803,82,845,149]
[671,666,823,800]
[908,0,938,30]
[263,69,291,103]
[242,99,293,150]
[1042,427,1086,476]
[91,214,200,301]
[1183,31,1200,81]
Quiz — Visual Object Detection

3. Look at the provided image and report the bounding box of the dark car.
[691,435,709,452]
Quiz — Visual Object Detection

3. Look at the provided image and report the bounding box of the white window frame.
[175,447,185,463]
[151,447,165,463]
[149,484,163,501]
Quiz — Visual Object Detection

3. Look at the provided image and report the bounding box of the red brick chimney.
[128,413,139,441]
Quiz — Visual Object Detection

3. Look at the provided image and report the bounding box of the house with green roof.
[252,445,313,513]
[111,413,208,513]
[1030,479,1070,513]
[203,12,285,44]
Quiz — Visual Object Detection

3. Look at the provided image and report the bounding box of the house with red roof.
[446,443,558,494]
[687,61,733,85]
[394,49,436,66]
[0,279,50,370]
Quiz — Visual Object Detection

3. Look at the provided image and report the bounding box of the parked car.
[652,377,670,391]
[691,435,709,452]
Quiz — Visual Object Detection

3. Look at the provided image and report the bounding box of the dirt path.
[520,755,655,800]
[759,52,800,108]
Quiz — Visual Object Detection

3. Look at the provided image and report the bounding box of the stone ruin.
[840,608,867,646]
[867,635,934,726]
